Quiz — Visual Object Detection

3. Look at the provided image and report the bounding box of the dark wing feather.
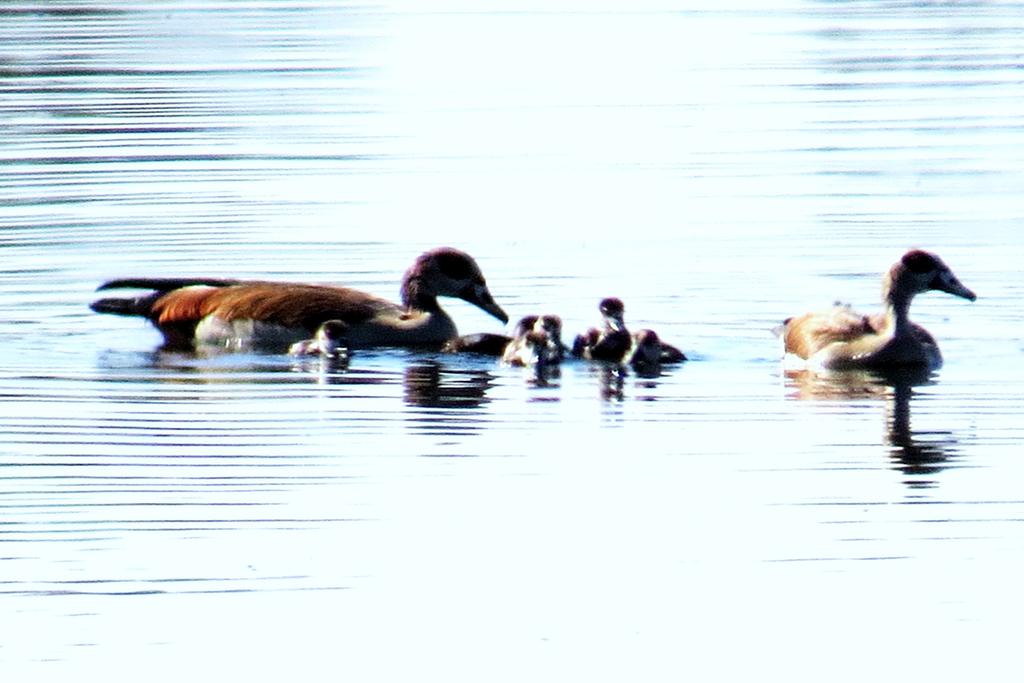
[97,277,242,292]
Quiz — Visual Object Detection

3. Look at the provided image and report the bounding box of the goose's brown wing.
[784,306,875,359]
[152,283,397,332]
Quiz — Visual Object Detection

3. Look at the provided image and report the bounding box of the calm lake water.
[3,1,1024,680]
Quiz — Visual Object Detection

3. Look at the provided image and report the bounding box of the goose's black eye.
[902,250,939,274]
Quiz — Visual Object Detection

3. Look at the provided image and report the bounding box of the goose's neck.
[401,276,441,314]
[881,271,915,338]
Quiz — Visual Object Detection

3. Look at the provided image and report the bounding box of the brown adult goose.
[91,247,508,351]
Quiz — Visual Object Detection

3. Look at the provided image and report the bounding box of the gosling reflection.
[578,361,674,401]
[291,352,351,383]
[598,364,626,401]
[541,362,563,386]
[522,360,561,389]
[403,361,493,411]
[786,366,958,485]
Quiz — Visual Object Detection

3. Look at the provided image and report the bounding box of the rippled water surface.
[3,1,1024,680]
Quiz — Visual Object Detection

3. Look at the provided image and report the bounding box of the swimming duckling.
[572,297,632,362]
[533,314,569,363]
[501,329,552,368]
[657,338,688,364]
[442,315,538,356]
[628,329,667,372]
[443,313,567,363]
[628,327,688,366]
[500,314,568,367]
[780,249,975,370]
[288,319,349,360]
[441,332,514,356]
[90,247,508,351]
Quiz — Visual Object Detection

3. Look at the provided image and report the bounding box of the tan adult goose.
[780,249,975,370]
[91,247,508,351]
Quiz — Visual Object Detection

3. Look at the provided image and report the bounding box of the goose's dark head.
[402,247,508,323]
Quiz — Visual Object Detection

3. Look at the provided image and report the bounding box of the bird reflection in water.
[581,362,674,402]
[403,362,493,408]
[402,361,495,437]
[595,364,626,401]
[522,361,561,389]
[785,366,958,487]
[289,349,351,381]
